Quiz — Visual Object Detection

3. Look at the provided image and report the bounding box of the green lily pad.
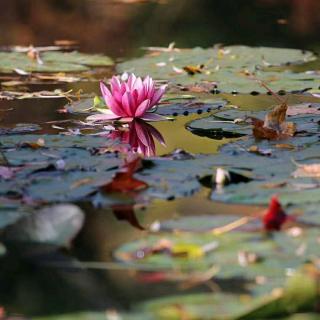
[113,231,308,279]
[211,178,320,206]
[117,46,320,93]
[187,107,320,140]
[0,123,41,135]
[186,108,260,139]
[133,269,317,320]
[0,51,114,74]
[42,51,114,67]
[296,204,320,226]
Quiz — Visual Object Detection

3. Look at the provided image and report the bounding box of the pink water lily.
[87,74,167,122]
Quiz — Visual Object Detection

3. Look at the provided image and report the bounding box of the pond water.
[1,1,320,320]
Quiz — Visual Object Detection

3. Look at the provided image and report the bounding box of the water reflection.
[110,119,166,156]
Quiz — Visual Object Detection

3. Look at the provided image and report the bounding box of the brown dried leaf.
[251,102,296,140]
[264,102,287,131]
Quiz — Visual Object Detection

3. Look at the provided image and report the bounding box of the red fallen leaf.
[263,195,287,231]
[101,156,148,193]
[112,204,145,230]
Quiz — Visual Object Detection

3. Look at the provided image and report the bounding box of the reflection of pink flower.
[110,119,165,157]
[87,74,167,122]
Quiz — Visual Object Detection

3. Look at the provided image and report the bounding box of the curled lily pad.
[186,109,263,138]
[187,106,320,140]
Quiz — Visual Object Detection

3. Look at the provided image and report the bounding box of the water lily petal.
[100,82,125,116]
[141,113,169,121]
[148,124,166,146]
[135,99,150,117]
[110,76,121,93]
[122,92,135,116]
[150,85,166,106]
[136,79,146,105]
[133,120,153,147]
[143,76,151,95]
[134,121,156,156]
[127,74,137,90]
[100,81,112,101]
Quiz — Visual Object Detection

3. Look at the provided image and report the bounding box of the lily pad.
[113,231,307,279]
[134,269,317,320]
[0,51,114,74]
[187,107,320,140]
[0,123,41,135]
[117,46,320,93]
[42,51,114,67]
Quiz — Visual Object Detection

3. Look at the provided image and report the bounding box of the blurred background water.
[0,0,319,59]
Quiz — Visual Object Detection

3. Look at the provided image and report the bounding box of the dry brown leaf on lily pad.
[250,95,296,140]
